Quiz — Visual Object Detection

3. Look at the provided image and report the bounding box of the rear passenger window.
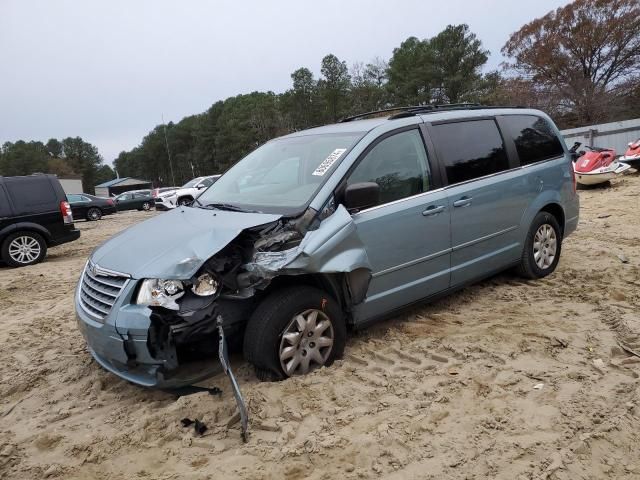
[5,177,58,215]
[505,115,564,165]
[347,129,431,205]
[432,120,509,185]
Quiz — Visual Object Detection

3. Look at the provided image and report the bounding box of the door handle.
[453,197,472,208]
[422,205,445,216]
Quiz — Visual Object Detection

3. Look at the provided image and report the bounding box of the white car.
[154,175,220,210]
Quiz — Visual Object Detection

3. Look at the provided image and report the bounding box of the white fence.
[561,118,640,155]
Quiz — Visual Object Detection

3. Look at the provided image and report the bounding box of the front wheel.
[2,231,47,267]
[243,286,346,381]
[517,211,562,279]
[87,207,102,221]
[141,202,151,211]
[177,197,192,206]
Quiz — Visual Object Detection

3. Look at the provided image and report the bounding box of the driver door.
[347,127,451,324]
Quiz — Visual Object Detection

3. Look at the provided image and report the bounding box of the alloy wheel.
[8,236,41,264]
[88,208,101,221]
[533,224,557,269]
[279,309,334,376]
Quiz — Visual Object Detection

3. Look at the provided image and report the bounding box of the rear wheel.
[141,201,151,211]
[87,207,102,221]
[2,231,47,267]
[244,286,346,381]
[517,211,562,279]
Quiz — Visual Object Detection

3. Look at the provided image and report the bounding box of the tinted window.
[348,129,431,205]
[505,115,564,165]
[0,186,11,216]
[432,120,509,185]
[5,177,58,214]
[67,194,83,203]
[200,178,214,187]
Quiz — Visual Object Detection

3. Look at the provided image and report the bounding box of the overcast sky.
[1,0,570,165]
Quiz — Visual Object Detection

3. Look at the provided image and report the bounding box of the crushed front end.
[75,204,371,388]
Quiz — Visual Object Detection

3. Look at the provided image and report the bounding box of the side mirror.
[196,184,206,190]
[344,182,380,212]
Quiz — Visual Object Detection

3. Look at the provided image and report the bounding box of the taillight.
[60,201,73,224]
[152,189,158,198]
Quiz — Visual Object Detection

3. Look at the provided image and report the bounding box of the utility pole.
[162,114,176,186]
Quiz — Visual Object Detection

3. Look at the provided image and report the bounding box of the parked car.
[1,174,80,267]
[67,193,117,221]
[154,175,220,210]
[75,105,579,389]
[113,190,155,212]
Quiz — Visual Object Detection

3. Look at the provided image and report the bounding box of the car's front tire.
[1,231,47,267]
[177,197,193,206]
[244,286,346,381]
[517,211,562,279]
[87,207,102,221]
[141,201,151,211]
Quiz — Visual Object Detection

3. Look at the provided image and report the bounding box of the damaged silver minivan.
[76,106,579,388]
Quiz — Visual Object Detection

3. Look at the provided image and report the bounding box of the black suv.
[0,175,80,267]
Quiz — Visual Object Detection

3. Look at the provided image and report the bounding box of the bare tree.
[502,0,640,125]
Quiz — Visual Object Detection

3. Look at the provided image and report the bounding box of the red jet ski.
[620,139,640,168]
[573,145,631,186]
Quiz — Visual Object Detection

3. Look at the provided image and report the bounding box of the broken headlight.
[135,279,184,310]
[191,273,219,296]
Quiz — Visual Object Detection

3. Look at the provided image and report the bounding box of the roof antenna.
[162,114,176,186]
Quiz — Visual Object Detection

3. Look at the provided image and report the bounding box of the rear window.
[504,115,564,165]
[431,119,509,185]
[4,176,59,215]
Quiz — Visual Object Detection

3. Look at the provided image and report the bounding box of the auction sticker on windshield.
[312,148,347,176]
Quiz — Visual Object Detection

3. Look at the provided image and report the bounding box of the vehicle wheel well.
[178,195,194,201]
[6,227,52,246]
[260,273,346,312]
[539,203,565,235]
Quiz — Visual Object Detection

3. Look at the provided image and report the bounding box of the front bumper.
[75,278,220,388]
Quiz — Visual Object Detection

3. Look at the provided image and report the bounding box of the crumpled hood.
[91,207,281,279]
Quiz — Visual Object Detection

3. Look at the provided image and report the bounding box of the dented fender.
[246,205,372,304]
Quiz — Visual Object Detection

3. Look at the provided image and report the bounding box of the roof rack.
[339,106,422,123]
[339,104,524,122]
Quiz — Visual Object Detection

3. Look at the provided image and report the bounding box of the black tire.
[517,211,562,279]
[243,286,346,381]
[87,207,102,221]
[141,202,151,211]
[1,231,47,267]
[177,197,193,206]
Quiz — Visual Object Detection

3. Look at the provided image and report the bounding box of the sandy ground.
[1,176,640,480]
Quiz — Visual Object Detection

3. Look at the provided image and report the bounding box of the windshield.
[196,132,364,214]
[182,178,202,188]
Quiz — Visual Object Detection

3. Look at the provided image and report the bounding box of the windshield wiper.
[200,203,261,213]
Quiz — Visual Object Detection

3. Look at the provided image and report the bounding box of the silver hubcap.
[8,236,41,263]
[279,309,334,376]
[533,224,557,269]
[89,209,99,219]
[143,203,150,210]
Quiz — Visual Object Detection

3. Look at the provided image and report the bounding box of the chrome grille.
[79,261,129,320]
